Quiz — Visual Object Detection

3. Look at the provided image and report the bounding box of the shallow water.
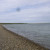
[3,23,50,49]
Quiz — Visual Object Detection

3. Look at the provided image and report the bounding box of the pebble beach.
[0,24,49,50]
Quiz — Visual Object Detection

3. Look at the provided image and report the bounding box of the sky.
[0,0,50,23]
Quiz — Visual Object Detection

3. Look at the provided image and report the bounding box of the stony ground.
[0,24,49,50]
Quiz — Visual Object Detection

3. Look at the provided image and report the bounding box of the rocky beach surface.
[0,24,49,50]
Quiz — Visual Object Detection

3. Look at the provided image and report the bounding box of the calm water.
[3,23,50,49]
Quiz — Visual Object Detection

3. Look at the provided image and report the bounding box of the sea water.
[3,23,50,49]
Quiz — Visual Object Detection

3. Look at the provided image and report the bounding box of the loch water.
[3,23,50,49]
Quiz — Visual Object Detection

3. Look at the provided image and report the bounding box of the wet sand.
[0,24,49,50]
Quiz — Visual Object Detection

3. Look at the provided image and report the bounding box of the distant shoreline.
[0,23,50,24]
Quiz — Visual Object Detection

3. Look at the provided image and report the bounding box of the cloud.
[0,0,50,23]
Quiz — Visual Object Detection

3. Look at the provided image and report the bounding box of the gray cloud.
[0,0,50,23]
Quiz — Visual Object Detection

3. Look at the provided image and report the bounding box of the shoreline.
[0,24,49,50]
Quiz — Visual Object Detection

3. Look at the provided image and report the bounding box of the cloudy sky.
[0,0,50,23]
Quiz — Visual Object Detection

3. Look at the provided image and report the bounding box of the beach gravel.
[0,24,49,50]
